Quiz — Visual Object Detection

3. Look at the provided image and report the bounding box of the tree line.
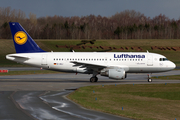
[0,7,180,39]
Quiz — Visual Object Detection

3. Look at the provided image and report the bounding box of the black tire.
[90,77,96,82]
[95,77,98,82]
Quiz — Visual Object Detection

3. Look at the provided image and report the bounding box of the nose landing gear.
[148,74,152,82]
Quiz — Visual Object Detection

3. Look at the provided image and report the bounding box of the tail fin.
[9,22,45,53]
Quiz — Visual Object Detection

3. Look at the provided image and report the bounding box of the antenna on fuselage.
[70,48,75,52]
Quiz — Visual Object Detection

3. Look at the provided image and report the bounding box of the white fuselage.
[6,52,176,74]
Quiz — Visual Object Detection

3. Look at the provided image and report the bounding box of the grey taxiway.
[0,68,180,120]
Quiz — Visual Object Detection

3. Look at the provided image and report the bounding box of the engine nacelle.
[100,68,126,80]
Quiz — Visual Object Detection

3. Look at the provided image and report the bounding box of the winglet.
[9,22,45,53]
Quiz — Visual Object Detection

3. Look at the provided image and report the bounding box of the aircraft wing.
[70,61,106,71]
[71,61,129,72]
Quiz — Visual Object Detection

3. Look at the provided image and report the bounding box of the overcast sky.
[1,0,180,19]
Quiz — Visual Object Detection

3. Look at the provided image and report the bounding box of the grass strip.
[68,84,180,120]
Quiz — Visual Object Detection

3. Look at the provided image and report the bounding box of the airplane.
[6,22,176,82]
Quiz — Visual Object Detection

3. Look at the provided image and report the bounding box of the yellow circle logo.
[14,31,27,45]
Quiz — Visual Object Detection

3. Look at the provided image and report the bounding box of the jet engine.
[100,68,126,80]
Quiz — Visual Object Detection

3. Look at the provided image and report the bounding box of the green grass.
[0,70,59,76]
[68,84,180,120]
[1,39,180,66]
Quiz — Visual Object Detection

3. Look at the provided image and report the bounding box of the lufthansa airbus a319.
[6,22,176,82]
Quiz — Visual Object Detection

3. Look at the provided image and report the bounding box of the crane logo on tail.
[14,31,27,45]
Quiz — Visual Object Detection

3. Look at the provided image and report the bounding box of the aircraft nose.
[170,61,176,70]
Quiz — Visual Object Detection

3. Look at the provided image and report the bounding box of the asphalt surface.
[0,67,41,71]
[1,68,180,120]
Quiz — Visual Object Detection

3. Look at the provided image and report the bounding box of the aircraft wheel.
[90,77,96,83]
[95,77,98,82]
[148,78,152,82]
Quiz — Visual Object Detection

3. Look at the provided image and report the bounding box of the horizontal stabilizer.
[6,54,30,60]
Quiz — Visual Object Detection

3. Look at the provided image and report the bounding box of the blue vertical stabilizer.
[9,22,45,53]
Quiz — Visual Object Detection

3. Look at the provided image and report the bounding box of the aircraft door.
[41,54,48,65]
[147,55,153,66]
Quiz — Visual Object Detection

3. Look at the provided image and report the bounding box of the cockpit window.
[159,58,168,61]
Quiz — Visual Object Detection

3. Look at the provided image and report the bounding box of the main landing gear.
[90,71,98,82]
[148,74,152,82]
